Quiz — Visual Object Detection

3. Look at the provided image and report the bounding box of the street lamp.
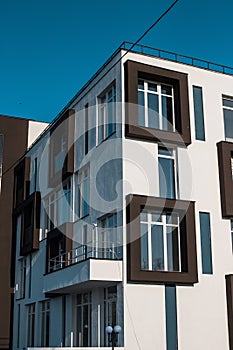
[105,325,121,350]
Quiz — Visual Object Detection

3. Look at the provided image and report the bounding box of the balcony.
[44,241,123,294]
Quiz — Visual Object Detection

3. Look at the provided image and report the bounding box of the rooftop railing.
[121,41,233,76]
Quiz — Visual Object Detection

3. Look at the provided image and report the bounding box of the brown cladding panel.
[0,116,29,350]
[49,109,75,188]
[126,194,198,284]
[124,60,191,146]
[226,275,233,350]
[217,141,233,217]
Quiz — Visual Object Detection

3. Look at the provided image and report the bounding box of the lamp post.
[105,325,121,350]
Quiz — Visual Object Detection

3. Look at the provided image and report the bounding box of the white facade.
[12,45,233,350]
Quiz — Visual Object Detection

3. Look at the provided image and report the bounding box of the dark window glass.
[193,86,205,141]
[224,109,233,139]
[199,212,213,274]
[148,93,159,128]
[159,156,175,199]
[151,225,164,270]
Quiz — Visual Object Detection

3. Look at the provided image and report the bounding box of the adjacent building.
[10,42,233,349]
[0,115,47,350]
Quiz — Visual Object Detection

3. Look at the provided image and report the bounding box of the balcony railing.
[48,240,122,272]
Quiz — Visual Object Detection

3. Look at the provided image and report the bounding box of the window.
[199,212,213,274]
[17,304,21,348]
[97,213,122,259]
[18,258,26,299]
[85,104,89,155]
[76,293,92,347]
[127,195,198,284]
[140,211,180,272]
[104,286,117,347]
[42,178,72,235]
[77,166,89,218]
[193,86,205,141]
[27,303,36,347]
[40,300,50,347]
[223,96,233,141]
[138,80,175,131]
[158,147,177,199]
[0,134,3,191]
[98,85,116,143]
[30,156,38,194]
[165,285,178,350]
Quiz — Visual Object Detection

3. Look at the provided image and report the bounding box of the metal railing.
[48,241,122,272]
[121,41,233,76]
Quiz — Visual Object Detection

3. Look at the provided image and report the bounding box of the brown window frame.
[126,194,198,284]
[124,60,191,146]
[217,141,233,217]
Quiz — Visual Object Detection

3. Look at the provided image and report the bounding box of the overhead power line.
[2,0,180,178]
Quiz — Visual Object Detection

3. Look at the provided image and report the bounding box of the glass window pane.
[223,98,233,108]
[138,80,144,90]
[151,213,162,222]
[166,213,178,225]
[158,147,173,157]
[151,225,164,270]
[138,90,145,126]
[224,109,233,139]
[140,211,147,222]
[159,157,175,199]
[162,96,173,131]
[167,227,180,272]
[193,86,205,141]
[148,82,157,92]
[161,85,172,95]
[140,223,148,270]
[148,93,159,129]
[98,104,105,143]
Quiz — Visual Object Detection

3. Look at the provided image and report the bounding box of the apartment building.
[0,115,47,350]
[11,43,233,350]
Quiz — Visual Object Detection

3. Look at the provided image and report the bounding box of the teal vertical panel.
[165,285,178,350]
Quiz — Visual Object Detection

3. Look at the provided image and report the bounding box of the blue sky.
[0,0,233,122]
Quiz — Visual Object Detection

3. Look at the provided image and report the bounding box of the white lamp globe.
[114,325,121,334]
[105,326,113,334]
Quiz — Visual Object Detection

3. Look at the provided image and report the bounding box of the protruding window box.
[19,192,41,256]
[126,194,198,284]
[14,157,31,208]
[124,60,191,146]
[217,141,233,217]
[49,109,75,188]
